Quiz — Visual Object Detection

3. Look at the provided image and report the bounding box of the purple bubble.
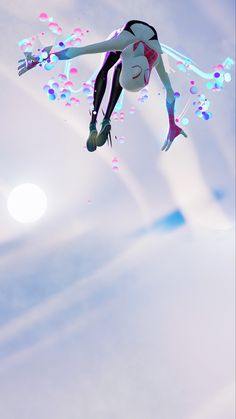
[48,88,54,94]
[174,92,180,98]
[214,72,220,78]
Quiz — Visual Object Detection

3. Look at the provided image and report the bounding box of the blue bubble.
[206,82,214,89]
[49,94,56,101]
[202,112,210,120]
[182,118,189,125]
[190,86,198,94]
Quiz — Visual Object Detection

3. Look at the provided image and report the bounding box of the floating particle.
[202,112,212,121]
[118,136,126,144]
[48,22,59,33]
[190,80,195,85]
[120,112,124,122]
[50,54,59,63]
[43,84,50,92]
[70,67,78,75]
[195,110,203,118]
[39,12,49,22]
[48,88,54,94]
[174,91,180,98]
[64,81,73,87]
[190,86,198,94]
[182,117,189,125]
[214,72,221,78]
[73,27,82,34]
[41,51,48,59]
[44,62,55,71]
[206,81,214,89]
[59,42,65,47]
[87,95,93,104]
[224,73,231,82]
[49,93,56,100]
[58,73,67,81]
[56,27,63,35]
[129,106,136,115]
[177,61,187,72]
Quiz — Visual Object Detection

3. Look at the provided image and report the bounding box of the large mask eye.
[132,65,142,79]
[144,68,150,85]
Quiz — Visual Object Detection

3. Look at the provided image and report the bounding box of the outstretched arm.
[18,31,137,75]
[155,55,187,151]
[55,31,136,60]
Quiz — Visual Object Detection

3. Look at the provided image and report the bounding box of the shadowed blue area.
[151,210,186,232]
[132,209,186,239]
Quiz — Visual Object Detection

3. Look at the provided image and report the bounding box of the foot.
[86,123,98,152]
[96,119,111,147]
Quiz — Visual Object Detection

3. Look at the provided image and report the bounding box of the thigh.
[100,50,122,73]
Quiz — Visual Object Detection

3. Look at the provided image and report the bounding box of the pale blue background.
[0,1,235,418]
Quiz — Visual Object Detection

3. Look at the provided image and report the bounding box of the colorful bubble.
[50,54,59,63]
[190,86,198,94]
[70,67,78,75]
[112,166,119,172]
[52,82,59,89]
[58,73,67,81]
[174,92,180,98]
[64,81,73,87]
[59,42,65,47]
[49,93,56,101]
[129,106,136,115]
[182,118,189,125]
[206,81,214,89]
[39,12,49,22]
[224,73,231,82]
[214,72,221,78]
[44,63,55,71]
[177,61,187,72]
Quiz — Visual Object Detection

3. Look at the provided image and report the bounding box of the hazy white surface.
[0,1,235,418]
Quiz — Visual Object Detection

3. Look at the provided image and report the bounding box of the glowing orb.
[7,184,47,223]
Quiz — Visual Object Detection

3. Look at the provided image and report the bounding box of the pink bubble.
[73,27,82,34]
[58,73,67,81]
[113,112,118,120]
[56,27,63,34]
[112,166,119,172]
[64,81,73,87]
[112,157,118,164]
[48,22,59,32]
[175,118,180,123]
[70,67,78,75]
[190,80,195,85]
[39,12,49,22]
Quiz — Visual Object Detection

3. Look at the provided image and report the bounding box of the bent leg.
[96,62,123,147]
[91,51,121,124]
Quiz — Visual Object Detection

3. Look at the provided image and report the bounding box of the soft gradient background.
[0,1,235,418]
